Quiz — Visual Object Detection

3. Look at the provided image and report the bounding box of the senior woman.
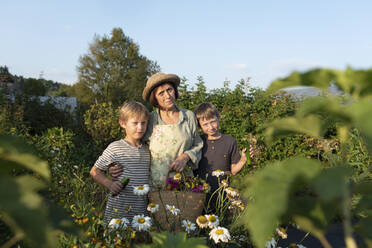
[110,72,203,186]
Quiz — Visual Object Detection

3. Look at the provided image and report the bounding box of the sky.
[1,0,372,90]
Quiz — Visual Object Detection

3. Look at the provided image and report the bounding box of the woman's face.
[154,83,176,110]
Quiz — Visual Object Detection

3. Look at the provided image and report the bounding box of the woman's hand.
[108,162,122,178]
[170,153,190,172]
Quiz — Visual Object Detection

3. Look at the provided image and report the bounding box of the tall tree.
[77,28,160,106]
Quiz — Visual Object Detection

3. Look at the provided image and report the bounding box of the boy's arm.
[231,148,247,175]
[90,166,122,194]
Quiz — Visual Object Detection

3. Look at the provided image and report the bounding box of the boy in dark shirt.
[194,102,247,213]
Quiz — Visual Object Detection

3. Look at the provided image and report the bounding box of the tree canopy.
[77,28,160,106]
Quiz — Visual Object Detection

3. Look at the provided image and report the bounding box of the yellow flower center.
[149,203,155,207]
[227,187,234,191]
[216,170,222,173]
[175,173,181,178]
[138,217,145,224]
[115,219,121,224]
[197,216,207,224]
[187,224,191,227]
[208,216,216,222]
[138,186,144,190]
[170,207,175,210]
[216,229,225,235]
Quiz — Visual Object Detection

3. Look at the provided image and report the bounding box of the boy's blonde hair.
[119,101,149,123]
[194,102,220,122]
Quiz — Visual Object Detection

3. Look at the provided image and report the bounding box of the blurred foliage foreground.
[1,72,372,247]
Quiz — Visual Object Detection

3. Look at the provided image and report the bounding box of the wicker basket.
[148,190,205,231]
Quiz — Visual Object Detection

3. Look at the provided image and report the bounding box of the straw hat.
[142,72,180,102]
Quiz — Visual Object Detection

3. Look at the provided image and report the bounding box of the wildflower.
[131,215,152,231]
[203,183,211,192]
[182,219,196,233]
[166,177,180,189]
[230,200,245,211]
[57,164,62,168]
[50,150,55,154]
[133,184,150,196]
[209,227,231,244]
[173,173,181,182]
[82,217,89,224]
[166,204,180,215]
[108,218,129,229]
[131,231,136,239]
[219,179,229,187]
[265,237,276,248]
[196,215,208,229]
[212,170,224,177]
[225,187,240,199]
[147,203,159,213]
[124,205,131,212]
[191,184,203,192]
[205,214,219,228]
[73,165,78,169]
[276,227,287,239]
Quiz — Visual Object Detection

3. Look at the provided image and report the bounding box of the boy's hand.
[170,153,189,172]
[240,148,247,165]
[108,162,122,178]
[109,180,123,194]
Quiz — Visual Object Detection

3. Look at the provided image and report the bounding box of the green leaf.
[264,115,323,144]
[354,217,372,240]
[297,97,352,124]
[137,232,208,248]
[0,134,50,179]
[236,157,322,248]
[346,101,372,154]
[312,166,352,202]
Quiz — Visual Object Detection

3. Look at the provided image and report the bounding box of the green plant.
[0,134,76,247]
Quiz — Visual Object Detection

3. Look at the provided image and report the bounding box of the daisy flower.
[166,204,180,216]
[108,217,129,229]
[182,219,196,233]
[131,215,152,231]
[133,184,150,196]
[211,170,224,177]
[196,215,208,229]
[219,179,229,188]
[276,227,287,239]
[224,187,240,199]
[205,214,219,229]
[173,173,182,182]
[230,200,245,211]
[147,203,159,213]
[209,227,231,244]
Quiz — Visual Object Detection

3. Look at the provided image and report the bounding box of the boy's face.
[199,116,220,138]
[120,115,148,141]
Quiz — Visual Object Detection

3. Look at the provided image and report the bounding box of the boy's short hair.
[194,102,220,122]
[119,101,149,123]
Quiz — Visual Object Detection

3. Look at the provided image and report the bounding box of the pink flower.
[191,184,203,192]
[166,178,180,189]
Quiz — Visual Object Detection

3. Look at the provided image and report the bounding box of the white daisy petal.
[209,226,231,244]
[131,214,152,231]
[133,184,150,196]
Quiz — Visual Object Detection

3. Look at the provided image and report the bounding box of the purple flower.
[191,184,203,192]
[166,178,180,189]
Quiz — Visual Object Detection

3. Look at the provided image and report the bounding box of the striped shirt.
[95,139,150,223]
